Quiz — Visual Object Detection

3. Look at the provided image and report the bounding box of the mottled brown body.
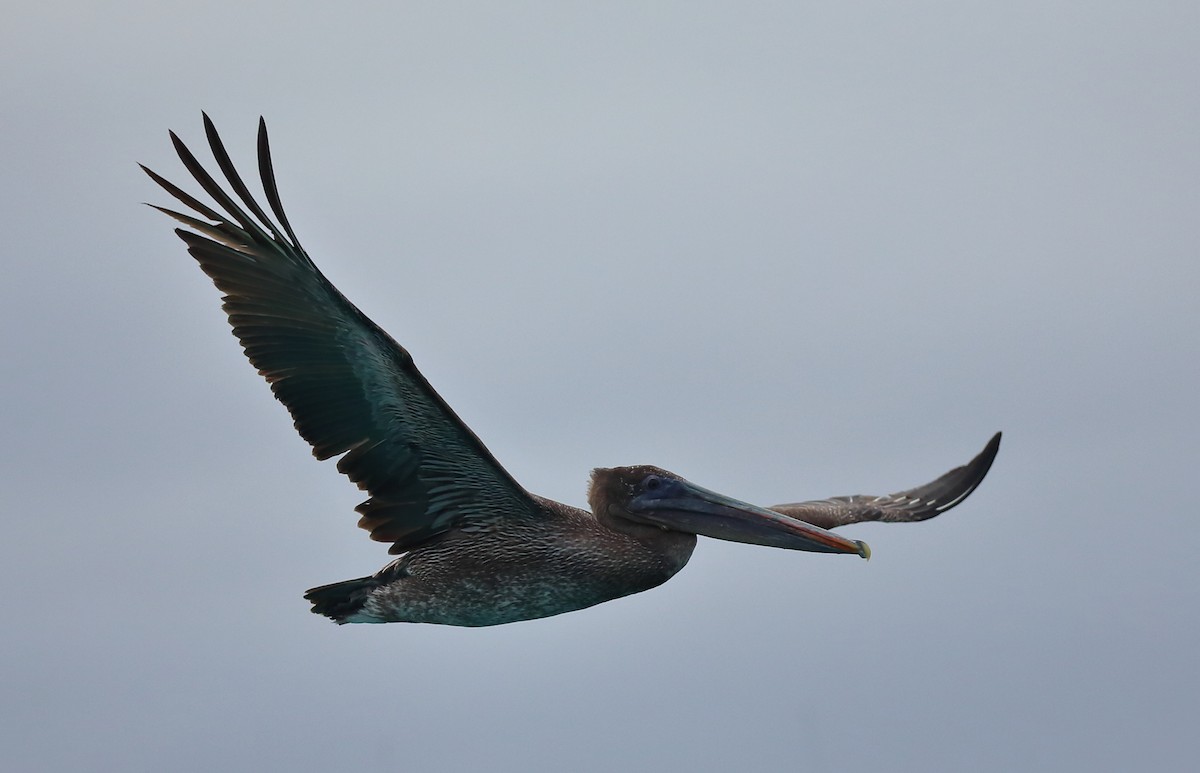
[337,499,696,626]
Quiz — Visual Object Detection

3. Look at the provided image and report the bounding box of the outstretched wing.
[769,432,1001,530]
[145,114,544,554]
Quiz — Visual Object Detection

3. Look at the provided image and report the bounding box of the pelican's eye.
[643,474,662,492]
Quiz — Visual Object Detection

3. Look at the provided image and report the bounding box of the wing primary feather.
[169,129,274,247]
[148,206,255,251]
[256,117,304,252]
[140,164,226,223]
[202,112,289,245]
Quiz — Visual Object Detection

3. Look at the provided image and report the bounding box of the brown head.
[588,465,677,521]
[589,465,686,542]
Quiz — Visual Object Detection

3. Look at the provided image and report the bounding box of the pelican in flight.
[145,116,1000,627]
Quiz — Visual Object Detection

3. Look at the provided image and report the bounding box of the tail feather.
[304,576,379,623]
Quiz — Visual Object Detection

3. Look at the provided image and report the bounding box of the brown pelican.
[144,115,1000,627]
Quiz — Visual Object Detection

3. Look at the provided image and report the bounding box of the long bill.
[628,478,870,559]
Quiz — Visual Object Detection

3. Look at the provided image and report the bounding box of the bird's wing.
[768,432,1001,530]
[145,114,545,554]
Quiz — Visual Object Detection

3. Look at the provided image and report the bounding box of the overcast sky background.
[3,3,1196,771]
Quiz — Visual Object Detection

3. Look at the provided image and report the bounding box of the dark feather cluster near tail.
[303,577,379,623]
[304,561,408,623]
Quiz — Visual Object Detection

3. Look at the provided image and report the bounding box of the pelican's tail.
[304,576,378,623]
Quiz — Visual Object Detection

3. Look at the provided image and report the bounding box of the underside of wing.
[769,432,1001,530]
[145,114,543,553]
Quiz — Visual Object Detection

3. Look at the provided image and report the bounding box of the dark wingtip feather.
[257,116,303,250]
[966,431,1002,490]
[924,430,1002,513]
[170,126,271,243]
[141,162,225,223]
[202,113,288,245]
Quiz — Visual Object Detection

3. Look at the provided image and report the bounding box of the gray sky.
[3,2,1196,771]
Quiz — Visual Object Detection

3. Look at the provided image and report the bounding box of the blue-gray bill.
[627,475,870,558]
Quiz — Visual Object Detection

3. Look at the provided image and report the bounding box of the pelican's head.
[589,465,870,558]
